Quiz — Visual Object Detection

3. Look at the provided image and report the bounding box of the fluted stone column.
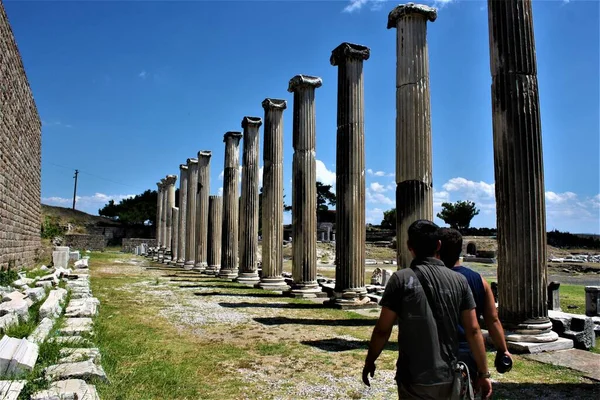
[388,3,436,270]
[488,0,557,349]
[161,177,169,251]
[206,195,223,274]
[236,116,262,285]
[194,151,212,271]
[164,175,177,258]
[288,75,324,298]
[185,158,199,269]
[176,164,188,267]
[329,43,374,309]
[171,207,179,264]
[258,99,289,291]
[154,181,163,260]
[219,132,243,279]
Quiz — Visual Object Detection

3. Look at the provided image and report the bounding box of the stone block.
[7,338,39,376]
[55,247,70,253]
[52,251,69,269]
[549,310,596,350]
[45,360,108,382]
[48,336,91,347]
[74,258,88,269]
[0,314,18,332]
[65,298,99,318]
[31,379,100,400]
[11,278,34,288]
[365,259,377,265]
[585,286,600,317]
[35,281,54,289]
[59,318,93,336]
[1,291,26,303]
[0,380,27,400]
[547,281,561,311]
[507,337,573,354]
[69,251,80,261]
[25,287,47,303]
[39,288,68,319]
[370,268,382,285]
[59,348,101,364]
[0,299,29,321]
[382,269,393,286]
[27,317,54,344]
[0,335,21,375]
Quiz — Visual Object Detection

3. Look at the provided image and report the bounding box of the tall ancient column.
[388,3,436,269]
[184,158,199,269]
[288,75,323,298]
[155,181,163,251]
[164,175,177,256]
[258,98,289,291]
[171,207,179,264]
[219,132,243,279]
[194,151,212,271]
[236,116,262,285]
[330,42,374,308]
[206,195,223,275]
[161,177,169,252]
[176,164,188,267]
[488,0,558,349]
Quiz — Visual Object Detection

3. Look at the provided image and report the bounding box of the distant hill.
[41,204,122,228]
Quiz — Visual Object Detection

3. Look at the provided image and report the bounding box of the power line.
[45,161,136,188]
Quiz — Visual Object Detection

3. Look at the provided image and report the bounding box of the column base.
[285,283,327,299]
[192,262,207,272]
[175,260,186,267]
[255,277,290,291]
[502,319,568,353]
[183,261,196,270]
[324,294,378,310]
[218,269,238,280]
[235,272,260,286]
[203,266,220,275]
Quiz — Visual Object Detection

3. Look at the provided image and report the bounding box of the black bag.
[412,266,475,400]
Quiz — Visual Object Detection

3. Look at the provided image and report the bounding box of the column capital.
[262,98,287,111]
[197,150,212,159]
[288,74,322,93]
[242,116,262,129]
[387,3,437,29]
[164,175,177,185]
[187,157,198,166]
[330,42,370,66]
[156,181,163,190]
[180,164,188,171]
[224,131,243,142]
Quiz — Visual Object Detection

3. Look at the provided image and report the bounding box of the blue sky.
[5,0,599,233]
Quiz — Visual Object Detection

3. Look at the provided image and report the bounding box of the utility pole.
[72,169,79,210]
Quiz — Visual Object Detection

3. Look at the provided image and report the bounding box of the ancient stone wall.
[122,238,157,253]
[0,4,42,268]
[63,234,107,251]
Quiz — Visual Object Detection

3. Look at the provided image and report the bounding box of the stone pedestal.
[170,207,180,265]
[548,282,561,311]
[155,181,164,250]
[585,286,600,317]
[236,116,262,286]
[164,175,177,258]
[488,0,554,348]
[327,42,375,309]
[184,158,199,269]
[194,151,211,271]
[257,99,290,291]
[287,75,325,298]
[387,3,436,270]
[206,196,223,275]
[176,164,188,267]
[219,132,243,279]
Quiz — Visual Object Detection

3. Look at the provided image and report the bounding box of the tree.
[99,189,163,225]
[316,181,336,211]
[436,200,480,231]
[381,208,396,229]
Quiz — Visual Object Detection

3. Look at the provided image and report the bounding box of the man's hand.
[475,377,492,399]
[362,362,376,386]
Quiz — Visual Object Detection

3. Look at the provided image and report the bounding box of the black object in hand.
[495,352,512,374]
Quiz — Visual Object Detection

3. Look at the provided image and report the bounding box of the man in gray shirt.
[362,220,492,399]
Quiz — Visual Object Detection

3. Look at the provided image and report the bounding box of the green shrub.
[41,216,65,239]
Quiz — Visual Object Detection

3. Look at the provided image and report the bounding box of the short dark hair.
[438,228,463,268]
[407,220,440,258]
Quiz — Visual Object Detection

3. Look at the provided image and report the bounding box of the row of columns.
[152,1,551,324]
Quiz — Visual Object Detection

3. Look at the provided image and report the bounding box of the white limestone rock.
[0,336,21,375]
[59,318,93,336]
[39,288,68,319]
[0,314,18,332]
[48,336,91,347]
[52,251,69,269]
[0,299,29,321]
[0,380,27,400]
[58,348,101,364]
[70,291,92,300]
[35,281,54,289]
[45,360,108,382]
[31,379,99,400]
[69,251,80,261]
[65,298,99,318]
[40,265,49,270]
[25,287,47,303]
[74,259,88,269]
[27,317,55,344]
[1,291,26,303]
[11,278,34,289]
[7,338,39,376]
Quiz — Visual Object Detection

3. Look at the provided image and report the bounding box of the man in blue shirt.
[438,228,512,379]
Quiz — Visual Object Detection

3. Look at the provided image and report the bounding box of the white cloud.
[342,0,387,13]
[138,70,147,79]
[42,120,72,129]
[433,0,454,8]
[366,207,385,224]
[218,170,224,181]
[366,189,394,206]
[367,169,392,177]
[316,159,336,186]
[545,191,577,204]
[370,182,392,193]
[217,187,223,196]
[42,193,135,216]
[442,177,495,199]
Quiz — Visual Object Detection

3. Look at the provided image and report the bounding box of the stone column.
[258,99,289,291]
[161,177,169,251]
[155,181,163,251]
[219,132,243,279]
[171,207,180,264]
[288,75,323,298]
[236,116,262,285]
[164,174,177,257]
[329,42,374,308]
[184,158,199,269]
[488,0,558,349]
[176,164,188,267]
[388,4,436,270]
[194,151,212,271]
[206,195,223,274]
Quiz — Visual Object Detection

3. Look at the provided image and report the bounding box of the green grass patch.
[560,284,587,314]
[256,342,290,356]
[26,268,53,279]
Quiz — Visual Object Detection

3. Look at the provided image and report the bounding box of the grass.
[560,284,587,314]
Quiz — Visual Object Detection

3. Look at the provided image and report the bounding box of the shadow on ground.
[254,317,377,326]
[492,383,599,399]
[194,292,284,298]
[301,338,397,352]
[219,302,325,309]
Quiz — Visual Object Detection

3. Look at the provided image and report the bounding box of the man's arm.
[461,308,492,399]
[481,278,509,355]
[362,306,397,386]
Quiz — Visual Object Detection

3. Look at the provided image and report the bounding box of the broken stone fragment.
[0,336,21,375]
[31,379,99,400]
[65,298,99,318]
[6,338,39,377]
[58,348,101,364]
[0,314,18,333]
[11,278,34,289]
[27,317,55,344]
[59,318,93,336]
[1,291,26,303]
[39,288,68,319]
[45,360,108,383]
[0,299,29,321]
[0,380,27,400]
[25,287,47,303]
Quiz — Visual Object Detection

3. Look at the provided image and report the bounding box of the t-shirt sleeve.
[460,277,477,312]
[379,273,403,314]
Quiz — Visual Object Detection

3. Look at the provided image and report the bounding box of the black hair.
[407,219,440,258]
[438,228,463,268]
